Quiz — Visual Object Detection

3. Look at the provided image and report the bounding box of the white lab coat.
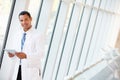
[10,28,44,80]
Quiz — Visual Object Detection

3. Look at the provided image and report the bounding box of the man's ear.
[30,17,32,21]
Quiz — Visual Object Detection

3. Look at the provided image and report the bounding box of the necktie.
[21,33,26,51]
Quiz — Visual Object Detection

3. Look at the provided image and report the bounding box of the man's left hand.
[15,52,27,59]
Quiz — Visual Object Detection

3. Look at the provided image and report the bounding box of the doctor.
[8,11,45,80]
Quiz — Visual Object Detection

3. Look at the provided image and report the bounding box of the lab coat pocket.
[27,55,41,68]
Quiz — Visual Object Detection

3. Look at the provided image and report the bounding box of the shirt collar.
[22,27,35,35]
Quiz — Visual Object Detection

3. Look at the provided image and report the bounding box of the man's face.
[19,14,32,31]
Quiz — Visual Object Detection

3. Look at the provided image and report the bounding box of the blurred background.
[0,0,120,80]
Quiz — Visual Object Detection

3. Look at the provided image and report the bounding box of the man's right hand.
[8,52,15,57]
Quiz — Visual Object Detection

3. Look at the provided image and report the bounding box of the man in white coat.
[8,11,45,80]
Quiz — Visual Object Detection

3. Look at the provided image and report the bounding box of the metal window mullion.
[35,0,44,29]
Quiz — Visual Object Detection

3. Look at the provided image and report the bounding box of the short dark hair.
[19,11,31,18]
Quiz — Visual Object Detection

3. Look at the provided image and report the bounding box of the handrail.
[65,59,104,80]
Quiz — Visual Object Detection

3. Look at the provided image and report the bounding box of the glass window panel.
[100,0,107,9]
[117,0,120,13]
[27,0,41,28]
[94,0,101,7]
[36,0,59,33]
[110,0,116,12]
[91,12,110,64]
[86,0,94,6]
[76,0,86,3]
[105,0,112,11]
